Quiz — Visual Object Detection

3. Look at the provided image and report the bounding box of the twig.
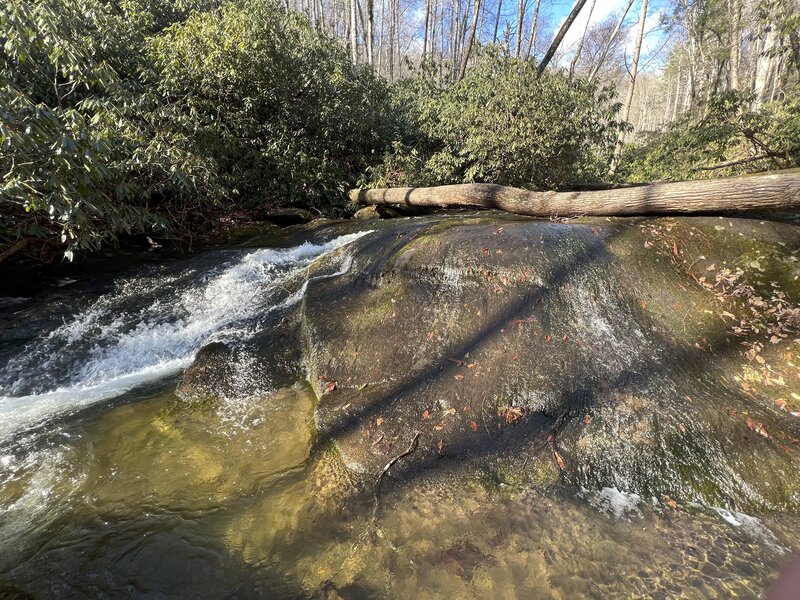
[374,431,420,490]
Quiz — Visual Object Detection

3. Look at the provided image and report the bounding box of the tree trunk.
[457,0,481,80]
[537,0,590,74]
[514,0,525,58]
[350,0,358,61]
[587,0,634,82]
[350,171,800,217]
[422,0,430,57]
[727,0,741,90]
[609,0,648,177]
[367,0,374,63]
[569,0,596,77]
[526,0,540,58]
[492,0,503,44]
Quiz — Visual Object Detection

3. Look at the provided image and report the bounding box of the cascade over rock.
[181,213,800,512]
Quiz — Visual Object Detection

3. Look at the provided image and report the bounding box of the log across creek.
[349,171,800,217]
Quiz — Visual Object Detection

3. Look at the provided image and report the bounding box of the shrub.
[367,49,623,190]
[618,89,800,182]
[152,0,395,214]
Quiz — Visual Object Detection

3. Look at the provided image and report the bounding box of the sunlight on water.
[0,381,795,599]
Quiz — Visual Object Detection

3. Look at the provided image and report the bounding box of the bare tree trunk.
[367,0,374,63]
[423,0,431,57]
[457,0,481,80]
[514,0,525,58]
[377,0,385,73]
[493,0,503,44]
[526,0,540,58]
[388,0,395,80]
[537,0,590,74]
[351,172,800,217]
[569,0,596,77]
[350,0,358,61]
[727,0,741,90]
[609,0,648,176]
[681,0,698,110]
[587,0,634,82]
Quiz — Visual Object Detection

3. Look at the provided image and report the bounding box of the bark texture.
[350,171,800,217]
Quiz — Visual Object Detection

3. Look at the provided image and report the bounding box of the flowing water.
[0,227,798,598]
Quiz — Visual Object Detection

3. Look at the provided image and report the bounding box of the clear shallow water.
[0,230,798,598]
[0,381,797,599]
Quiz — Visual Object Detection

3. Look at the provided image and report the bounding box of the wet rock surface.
[185,213,800,512]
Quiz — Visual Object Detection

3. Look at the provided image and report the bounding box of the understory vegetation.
[1,0,799,262]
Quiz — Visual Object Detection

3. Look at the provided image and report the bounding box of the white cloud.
[560,0,631,55]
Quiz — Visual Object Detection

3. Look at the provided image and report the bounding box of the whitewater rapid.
[0,231,371,440]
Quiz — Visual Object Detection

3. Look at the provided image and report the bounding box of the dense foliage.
[2,0,798,264]
[0,0,393,261]
[368,52,623,190]
[618,89,800,182]
[153,0,394,212]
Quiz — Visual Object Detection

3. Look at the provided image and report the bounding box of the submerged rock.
[184,213,800,512]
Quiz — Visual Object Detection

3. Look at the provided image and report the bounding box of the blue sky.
[549,0,673,72]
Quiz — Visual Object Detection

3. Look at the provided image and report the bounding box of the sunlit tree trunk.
[349,0,358,61]
[526,0,540,58]
[727,0,741,90]
[457,0,481,80]
[514,0,525,58]
[609,0,648,176]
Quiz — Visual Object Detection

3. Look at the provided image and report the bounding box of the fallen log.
[349,171,800,217]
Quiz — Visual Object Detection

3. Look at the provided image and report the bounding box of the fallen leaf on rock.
[746,417,770,438]
[324,381,337,394]
[553,449,566,470]
[376,417,383,426]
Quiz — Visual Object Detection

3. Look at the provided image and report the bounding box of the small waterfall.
[0,231,371,440]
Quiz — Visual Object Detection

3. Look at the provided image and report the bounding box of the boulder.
[181,212,800,512]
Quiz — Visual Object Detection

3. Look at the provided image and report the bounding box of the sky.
[551,0,672,72]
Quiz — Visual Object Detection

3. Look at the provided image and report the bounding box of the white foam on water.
[0,231,372,440]
[713,507,786,554]
[588,486,643,520]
